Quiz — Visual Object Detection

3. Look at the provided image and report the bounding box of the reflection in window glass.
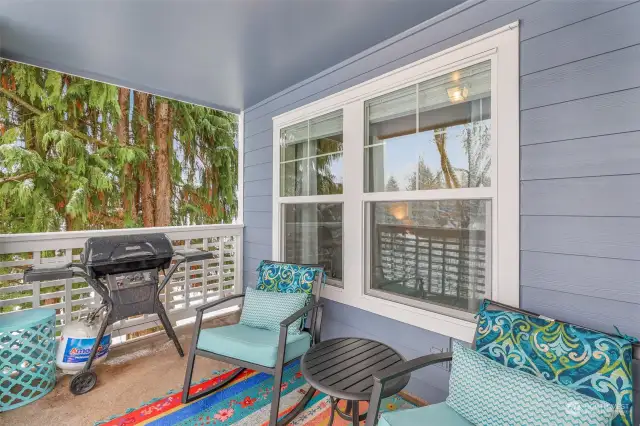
[365,61,491,192]
[283,203,343,285]
[367,199,490,314]
[280,111,343,196]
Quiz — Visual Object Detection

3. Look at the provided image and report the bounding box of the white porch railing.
[0,224,243,344]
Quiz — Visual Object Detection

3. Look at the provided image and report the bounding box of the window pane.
[283,203,343,285]
[309,110,343,156]
[365,86,416,192]
[280,160,307,196]
[367,199,490,316]
[280,111,343,196]
[365,61,491,192]
[280,121,308,161]
[310,156,344,195]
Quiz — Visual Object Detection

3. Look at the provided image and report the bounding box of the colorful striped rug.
[97,361,419,425]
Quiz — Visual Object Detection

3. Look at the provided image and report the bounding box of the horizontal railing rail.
[0,224,244,344]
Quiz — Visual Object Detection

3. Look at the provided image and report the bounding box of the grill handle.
[24,264,74,282]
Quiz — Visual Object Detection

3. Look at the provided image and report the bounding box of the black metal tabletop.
[300,337,410,402]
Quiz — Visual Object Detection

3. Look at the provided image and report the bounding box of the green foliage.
[0,59,238,234]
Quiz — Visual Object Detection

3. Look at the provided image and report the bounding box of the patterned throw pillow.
[256,261,324,296]
[256,261,325,324]
[239,287,308,335]
[475,307,635,426]
[447,342,615,425]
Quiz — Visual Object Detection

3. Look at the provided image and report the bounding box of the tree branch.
[0,171,35,184]
[0,87,109,148]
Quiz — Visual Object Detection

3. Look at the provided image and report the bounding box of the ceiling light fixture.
[447,85,469,103]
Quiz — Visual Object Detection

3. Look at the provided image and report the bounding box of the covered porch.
[1,0,640,424]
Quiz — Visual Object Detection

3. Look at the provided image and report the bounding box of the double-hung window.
[273,23,519,340]
[276,111,344,286]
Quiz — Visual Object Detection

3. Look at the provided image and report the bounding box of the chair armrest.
[365,352,453,426]
[195,293,245,312]
[280,301,324,327]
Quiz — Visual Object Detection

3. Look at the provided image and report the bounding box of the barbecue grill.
[23,233,213,395]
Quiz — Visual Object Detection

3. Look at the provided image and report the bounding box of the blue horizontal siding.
[243,0,640,402]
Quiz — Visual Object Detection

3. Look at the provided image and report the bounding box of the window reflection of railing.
[373,224,486,310]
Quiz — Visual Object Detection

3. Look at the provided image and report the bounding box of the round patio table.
[300,337,410,425]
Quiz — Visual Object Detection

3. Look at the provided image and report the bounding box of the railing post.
[64,248,73,326]
[32,251,41,309]
[184,239,191,309]
[202,237,209,304]
[235,232,244,295]
[217,236,224,299]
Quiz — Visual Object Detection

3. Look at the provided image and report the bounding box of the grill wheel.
[70,371,97,395]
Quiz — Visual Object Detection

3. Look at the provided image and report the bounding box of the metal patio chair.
[181,261,325,426]
[365,299,639,426]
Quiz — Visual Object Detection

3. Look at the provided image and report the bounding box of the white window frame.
[274,112,346,287]
[272,22,519,342]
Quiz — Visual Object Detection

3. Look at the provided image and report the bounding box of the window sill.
[320,284,477,342]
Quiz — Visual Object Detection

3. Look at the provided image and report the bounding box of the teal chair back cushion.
[475,307,634,426]
[256,261,324,296]
[239,287,308,334]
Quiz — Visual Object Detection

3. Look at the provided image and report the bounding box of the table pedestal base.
[329,397,368,425]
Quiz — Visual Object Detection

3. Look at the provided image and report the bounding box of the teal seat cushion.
[196,324,311,368]
[239,287,307,334]
[446,342,615,425]
[475,306,634,425]
[379,403,472,426]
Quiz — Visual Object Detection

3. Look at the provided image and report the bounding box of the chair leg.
[276,385,316,426]
[182,311,202,404]
[269,361,284,426]
[181,348,197,404]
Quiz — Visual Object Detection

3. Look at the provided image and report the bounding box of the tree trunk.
[154,100,171,226]
[117,88,134,220]
[135,91,155,227]
[434,130,459,189]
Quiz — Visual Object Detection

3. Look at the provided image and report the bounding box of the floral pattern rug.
[97,361,419,425]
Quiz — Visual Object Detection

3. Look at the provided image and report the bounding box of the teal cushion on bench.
[196,324,311,368]
[447,342,615,426]
[379,402,472,426]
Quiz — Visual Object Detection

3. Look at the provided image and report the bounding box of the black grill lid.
[81,233,174,275]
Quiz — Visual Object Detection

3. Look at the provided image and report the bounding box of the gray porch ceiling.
[0,0,466,113]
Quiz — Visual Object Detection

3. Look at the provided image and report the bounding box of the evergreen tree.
[385,175,400,192]
[0,59,238,234]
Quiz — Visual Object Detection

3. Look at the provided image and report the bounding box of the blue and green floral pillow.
[475,306,635,426]
[255,261,325,327]
[255,261,324,296]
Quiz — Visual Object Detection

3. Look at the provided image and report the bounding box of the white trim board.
[271,23,520,342]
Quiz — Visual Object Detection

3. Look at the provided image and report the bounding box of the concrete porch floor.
[2,313,240,426]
